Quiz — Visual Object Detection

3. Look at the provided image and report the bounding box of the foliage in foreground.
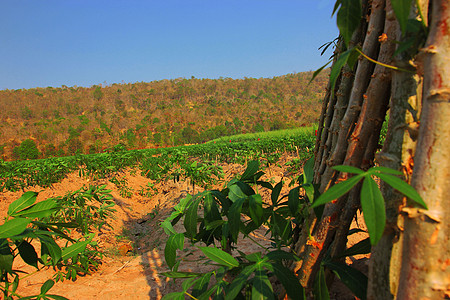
[0,186,115,299]
[161,158,426,299]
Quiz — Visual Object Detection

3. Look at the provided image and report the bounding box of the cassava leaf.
[311,174,364,208]
[271,181,283,206]
[329,48,358,96]
[375,173,427,209]
[164,233,184,270]
[0,218,31,239]
[333,165,365,175]
[303,157,315,184]
[199,246,239,268]
[271,262,305,300]
[336,0,362,46]
[61,234,93,260]
[14,199,58,219]
[391,0,413,35]
[361,177,386,245]
[249,194,263,227]
[225,264,257,300]
[313,265,330,300]
[252,269,274,300]
[184,197,201,239]
[339,238,371,257]
[16,240,39,268]
[288,187,300,215]
[8,191,38,217]
[324,260,368,300]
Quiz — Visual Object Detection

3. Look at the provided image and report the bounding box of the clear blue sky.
[0,0,338,90]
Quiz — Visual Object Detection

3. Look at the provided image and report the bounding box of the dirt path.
[0,155,368,299]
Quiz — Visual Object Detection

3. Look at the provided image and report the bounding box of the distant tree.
[67,138,83,155]
[181,126,200,144]
[93,86,103,100]
[17,139,39,160]
[21,106,33,120]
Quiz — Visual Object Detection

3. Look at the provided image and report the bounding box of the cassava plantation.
[0,0,448,299]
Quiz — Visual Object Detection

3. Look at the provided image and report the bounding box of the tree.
[292,0,449,298]
[17,139,39,160]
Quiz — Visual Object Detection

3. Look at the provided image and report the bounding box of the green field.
[0,126,316,192]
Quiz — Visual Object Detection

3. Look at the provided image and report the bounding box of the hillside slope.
[0,71,328,160]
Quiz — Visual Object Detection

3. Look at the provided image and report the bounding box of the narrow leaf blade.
[199,246,239,268]
[360,177,386,245]
[311,174,364,208]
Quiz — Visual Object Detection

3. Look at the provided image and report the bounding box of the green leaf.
[192,272,212,297]
[272,212,292,242]
[310,61,332,84]
[329,48,358,95]
[8,191,38,217]
[204,193,221,224]
[40,279,55,294]
[164,233,184,270]
[313,265,330,300]
[161,271,202,278]
[184,197,201,239]
[199,246,239,268]
[40,235,62,264]
[311,174,364,208]
[161,292,185,300]
[332,165,365,175]
[45,295,69,300]
[249,194,263,227]
[240,160,260,182]
[15,199,58,219]
[0,218,31,239]
[271,262,305,300]
[17,240,39,268]
[0,240,13,272]
[229,184,247,202]
[228,197,245,241]
[369,166,402,175]
[271,181,283,206]
[336,0,362,46]
[375,173,427,209]
[252,269,274,300]
[61,234,93,260]
[391,0,413,35]
[265,250,299,262]
[288,187,300,215]
[225,264,257,300]
[361,177,386,245]
[324,260,368,300]
[303,157,315,184]
[339,238,372,257]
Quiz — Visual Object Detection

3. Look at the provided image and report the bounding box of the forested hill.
[0,70,328,160]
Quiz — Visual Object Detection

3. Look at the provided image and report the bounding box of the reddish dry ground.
[0,155,368,299]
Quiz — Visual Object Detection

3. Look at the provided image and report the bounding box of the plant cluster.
[0,128,315,192]
[0,184,115,299]
[160,157,426,299]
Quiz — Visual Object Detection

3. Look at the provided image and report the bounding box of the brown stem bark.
[397,0,450,298]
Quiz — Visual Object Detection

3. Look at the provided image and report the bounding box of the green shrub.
[18,139,40,160]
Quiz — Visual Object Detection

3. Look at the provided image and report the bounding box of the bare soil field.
[0,155,368,299]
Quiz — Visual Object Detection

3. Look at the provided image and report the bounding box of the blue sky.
[0,0,338,90]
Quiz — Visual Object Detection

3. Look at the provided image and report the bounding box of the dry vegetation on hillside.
[0,71,328,160]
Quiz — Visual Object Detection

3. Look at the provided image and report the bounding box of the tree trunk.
[396,0,450,298]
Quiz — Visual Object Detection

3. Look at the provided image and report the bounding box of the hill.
[0,70,328,160]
